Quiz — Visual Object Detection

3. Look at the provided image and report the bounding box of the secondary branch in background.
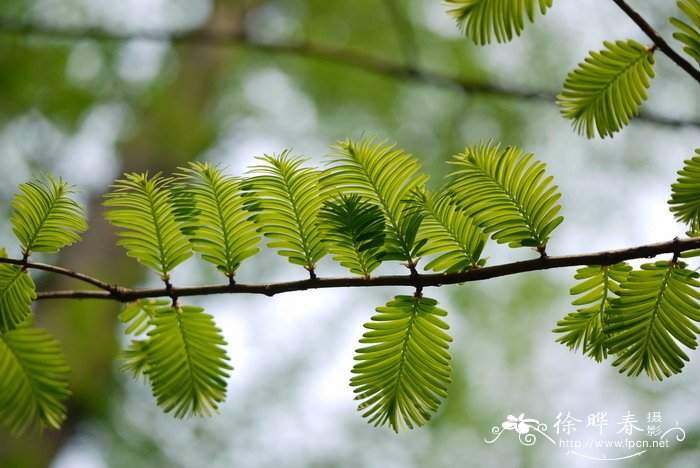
[10,236,699,302]
[0,18,697,130]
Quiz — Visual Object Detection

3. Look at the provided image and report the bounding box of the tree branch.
[0,257,116,292]
[382,0,419,67]
[27,236,700,302]
[0,18,697,129]
[612,0,700,84]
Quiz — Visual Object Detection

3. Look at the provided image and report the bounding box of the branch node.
[164,278,178,306]
[672,237,681,263]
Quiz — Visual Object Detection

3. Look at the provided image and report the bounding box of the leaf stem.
[611,0,700,84]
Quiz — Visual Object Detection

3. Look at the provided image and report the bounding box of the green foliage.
[448,142,563,251]
[118,299,168,381]
[0,264,35,333]
[554,263,631,362]
[119,298,170,336]
[119,339,150,382]
[117,300,232,415]
[245,152,327,272]
[671,0,700,63]
[669,148,700,234]
[0,328,70,435]
[144,304,232,418]
[557,40,656,139]
[324,137,428,263]
[10,174,87,255]
[444,0,553,45]
[317,194,386,277]
[104,172,193,279]
[351,295,452,432]
[605,261,700,380]
[177,162,261,278]
[408,187,487,273]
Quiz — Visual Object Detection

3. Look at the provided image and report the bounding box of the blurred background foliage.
[0,1,698,467]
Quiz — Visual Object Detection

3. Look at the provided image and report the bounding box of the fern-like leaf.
[0,328,71,435]
[408,187,487,273]
[245,152,326,272]
[119,339,151,382]
[669,149,700,233]
[119,298,170,336]
[146,304,232,418]
[350,295,452,432]
[177,162,261,278]
[445,0,553,45]
[448,142,563,251]
[557,40,656,139]
[318,194,386,277]
[104,173,192,279]
[671,0,700,63]
[554,263,631,362]
[605,261,700,380]
[324,137,429,263]
[118,299,170,382]
[0,264,36,333]
[10,174,87,255]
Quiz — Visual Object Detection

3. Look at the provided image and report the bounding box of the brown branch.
[30,236,700,302]
[612,0,700,84]
[0,257,116,292]
[0,18,697,129]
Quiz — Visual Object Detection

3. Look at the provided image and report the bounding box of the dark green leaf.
[324,137,429,263]
[318,194,386,277]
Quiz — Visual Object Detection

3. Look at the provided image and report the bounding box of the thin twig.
[612,0,700,84]
[29,236,700,302]
[0,18,697,129]
[0,257,116,292]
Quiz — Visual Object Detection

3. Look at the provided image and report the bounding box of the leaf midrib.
[279,166,316,270]
[474,157,541,244]
[144,181,170,277]
[22,184,62,254]
[350,151,413,261]
[640,265,675,371]
[577,48,651,114]
[386,299,419,430]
